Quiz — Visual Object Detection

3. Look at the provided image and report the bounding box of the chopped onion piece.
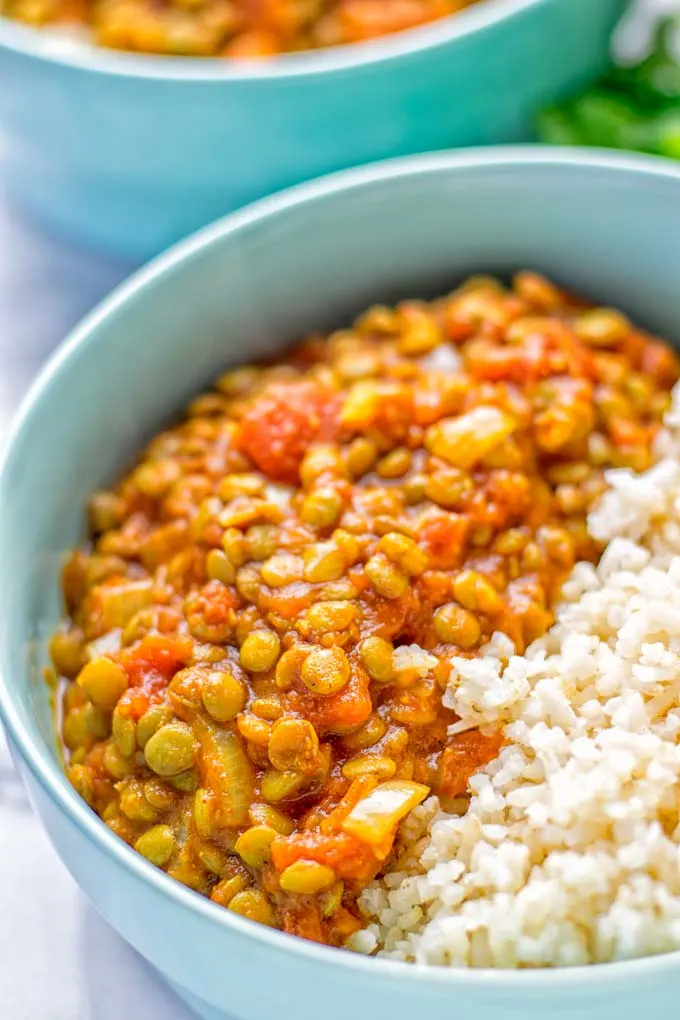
[341,780,429,846]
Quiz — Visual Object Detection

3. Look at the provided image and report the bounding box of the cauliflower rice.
[357,386,680,968]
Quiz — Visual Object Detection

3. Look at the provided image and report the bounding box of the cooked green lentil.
[1,0,481,58]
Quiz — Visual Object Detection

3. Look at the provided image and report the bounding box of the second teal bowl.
[0,0,626,260]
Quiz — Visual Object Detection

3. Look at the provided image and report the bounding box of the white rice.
[356,386,680,968]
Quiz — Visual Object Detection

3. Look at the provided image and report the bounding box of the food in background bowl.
[50,271,679,950]
[0,0,626,259]
[1,0,481,56]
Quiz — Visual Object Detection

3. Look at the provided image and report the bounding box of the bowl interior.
[2,146,680,861]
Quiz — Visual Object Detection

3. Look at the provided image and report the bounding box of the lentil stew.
[51,272,678,947]
[1,0,481,58]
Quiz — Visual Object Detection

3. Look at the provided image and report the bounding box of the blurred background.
[0,0,677,1017]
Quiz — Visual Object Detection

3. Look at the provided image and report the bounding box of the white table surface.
[0,194,195,1020]
[0,1,674,1016]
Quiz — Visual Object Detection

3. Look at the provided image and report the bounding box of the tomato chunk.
[237,381,340,484]
[419,511,470,570]
[117,634,191,719]
[438,728,504,798]
[271,830,380,883]
[286,666,373,736]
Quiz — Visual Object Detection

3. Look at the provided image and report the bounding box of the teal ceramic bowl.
[2,148,680,1020]
[0,0,627,260]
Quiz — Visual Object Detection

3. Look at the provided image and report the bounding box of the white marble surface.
[0,1,674,1016]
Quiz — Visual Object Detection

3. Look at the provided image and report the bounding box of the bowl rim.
[4,145,680,990]
[0,0,565,81]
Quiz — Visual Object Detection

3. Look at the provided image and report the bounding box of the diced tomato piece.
[199,579,240,625]
[438,728,504,798]
[120,633,192,684]
[117,634,191,719]
[641,339,680,386]
[286,666,373,736]
[236,381,340,484]
[271,830,380,883]
[281,903,325,943]
[260,586,314,621]
[465,338,550,383]
[462,471,532,531]
[419,511,470,570]
[609,417,650,448]
[562,339,597,379]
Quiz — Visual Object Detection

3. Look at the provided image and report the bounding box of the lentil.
[136,703,173,748]
[280,860,336,895]
[201,670,246,722]
[248,803,295,835]
[228,889,276,927]
[359,636,394,683]
[211,872,250,907]
[364,554,409,599]
[301,646,351,696]
[300,488,344,528]
[144,721,195,776]
[376,447,412,479]
[77,657,128,712]
[268,716,320,773]
[112,707,137,757]
[240,631,281,673]
[135,824,176,866]
[4,0,483,57]
[302,542,347,583]
[234,825,277,868]
[206,548,236,585]
[49,630,84,679]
